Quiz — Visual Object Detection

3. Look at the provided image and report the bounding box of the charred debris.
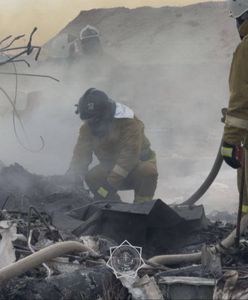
[0,163,247,299]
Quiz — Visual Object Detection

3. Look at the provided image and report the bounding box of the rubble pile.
[0,164,248,299]
[0,200,129,299]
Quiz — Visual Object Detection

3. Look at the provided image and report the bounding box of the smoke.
[0,3,240,213]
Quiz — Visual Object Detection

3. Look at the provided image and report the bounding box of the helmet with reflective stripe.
[228,0,248,18]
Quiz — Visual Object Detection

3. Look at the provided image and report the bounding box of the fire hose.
[149,107,248,266]
[0,216,248,282]
[0,241,97,284]
[148,213,248,266]
[181,108,227,206]
[181,141,223,206]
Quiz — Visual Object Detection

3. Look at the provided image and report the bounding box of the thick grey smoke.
[0,2,241,212]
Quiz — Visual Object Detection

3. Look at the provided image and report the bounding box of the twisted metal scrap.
[0,27,41,65]
[0,28,59,152]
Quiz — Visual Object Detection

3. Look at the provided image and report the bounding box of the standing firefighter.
[221,0,248,214]
[68,88,158,203]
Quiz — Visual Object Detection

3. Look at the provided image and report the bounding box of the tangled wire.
[0,27,59,152]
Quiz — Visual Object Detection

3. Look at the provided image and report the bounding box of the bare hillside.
[48,1,238,64]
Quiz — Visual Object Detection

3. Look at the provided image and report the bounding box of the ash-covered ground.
[0,163,247,300]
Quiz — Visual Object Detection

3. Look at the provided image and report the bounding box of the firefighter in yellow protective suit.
[67,88,158,203]
[221,1,248,214]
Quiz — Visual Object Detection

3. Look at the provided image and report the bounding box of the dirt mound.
[45,2,237,64]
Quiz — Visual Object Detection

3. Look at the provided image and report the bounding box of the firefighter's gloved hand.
[221,141,243,169]
[97,182,117,199]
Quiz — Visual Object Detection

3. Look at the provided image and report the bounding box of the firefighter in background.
[66,25,117,87]
[221,0,248,214]
[67,88,158,203]
[68,25,102,59]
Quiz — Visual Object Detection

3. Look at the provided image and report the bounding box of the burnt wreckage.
[0,164,248,300]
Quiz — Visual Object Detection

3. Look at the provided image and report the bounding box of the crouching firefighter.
[221,0,248,216]
[67,88,158,203]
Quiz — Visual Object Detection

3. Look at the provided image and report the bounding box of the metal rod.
[0,35,12,46]
[0,34,25,50]
[235,150,246,248]
[27,206,52,236]
[0,72,60,82]
[28,229,52,278]
[27,205,64,241]
[1,195,11,210]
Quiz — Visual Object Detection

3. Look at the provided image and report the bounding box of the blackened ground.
[0,163,235,255]
[0,163,244,300]
[0,267,129,300]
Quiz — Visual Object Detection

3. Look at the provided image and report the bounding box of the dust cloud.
[0,2,241,213]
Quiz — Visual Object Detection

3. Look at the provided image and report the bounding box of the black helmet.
[76,88,116,121]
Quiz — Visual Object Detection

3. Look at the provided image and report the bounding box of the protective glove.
[221,141,243,169]
[97,182,117,199]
